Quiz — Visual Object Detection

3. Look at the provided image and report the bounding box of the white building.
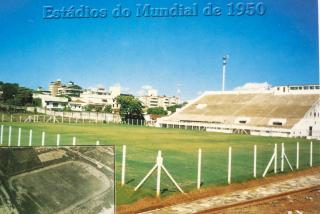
[68,99,86,111]
[139,95,180,109]
[57,81,82,97]
[272,84,320,93]
[80,87,111,105]
[69,85,121,111]
[109,85,121,97]
[138,88,179,109]
[33,94,68,111]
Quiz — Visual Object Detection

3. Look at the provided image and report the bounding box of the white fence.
[0,114,116,124]
[120,142,319,197]
[0,113,153,126]
[34,107,121,123]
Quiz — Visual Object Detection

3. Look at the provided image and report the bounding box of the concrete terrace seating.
[169,93,319,128]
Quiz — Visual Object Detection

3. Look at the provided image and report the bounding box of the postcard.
[0,1,319,214]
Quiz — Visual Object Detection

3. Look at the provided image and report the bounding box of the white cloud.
[234,82,271,91]
[96,84,105,88]
[138,85,157,96]
[87,84,105,90]
[137,89,145,96]
[141,85,153,90]
[122,87,131,94]
[111,83,121,87]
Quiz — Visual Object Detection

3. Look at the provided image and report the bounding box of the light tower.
[222,55,229,91]
[176,83,182,100]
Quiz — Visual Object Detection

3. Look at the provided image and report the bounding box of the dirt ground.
[216,187,320,214]
[117,167,320,214]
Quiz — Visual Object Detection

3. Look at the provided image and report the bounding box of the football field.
[1,122,319,205]
[9,161,111,213]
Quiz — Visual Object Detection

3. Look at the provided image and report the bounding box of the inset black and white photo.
[0,146,114,214]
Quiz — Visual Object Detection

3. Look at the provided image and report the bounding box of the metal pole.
[72,137,76,146]
[161,165,184,193]
[222,65,226,91]
[0,125,3,145]
[253,145,257,178]
[228,146,232,184]
[41,132,45,146]
[29,129,32,146]
[156,151,163,197]
[197,148,202,189]
[262,152,276,177]
[18,128,21,146]
[121,145,126,186]
[56,134,60,146]
[8,126,12,146]
[281,143,284,172]
[310,141,313,167]
[296,142,299,170]
[274,144,277,174]
[134,164,158,191]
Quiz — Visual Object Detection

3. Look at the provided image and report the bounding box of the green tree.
[63,106,72,112]
[84,104,95,112]
[116,95,144,120]
[167,102,187,113]
[95,106,103,112]
[147,107,168,116]
[33,98,42,107]
[103,105,113,113]
[15,87,33,106]
[0,83,18,104]
[0,82,33,106]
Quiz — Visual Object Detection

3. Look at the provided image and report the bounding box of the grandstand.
[157,86,320,139]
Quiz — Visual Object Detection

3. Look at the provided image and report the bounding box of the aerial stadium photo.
[0,146,115,213]
[0,0,320,213]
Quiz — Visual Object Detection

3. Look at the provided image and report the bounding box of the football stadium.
[0,82,319,212]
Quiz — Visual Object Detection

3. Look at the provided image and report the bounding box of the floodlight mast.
[222,55,229,91]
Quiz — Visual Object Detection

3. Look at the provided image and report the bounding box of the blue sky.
[0,0,318,100]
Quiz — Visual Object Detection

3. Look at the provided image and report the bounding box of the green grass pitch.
[0,122,319,205]
[10,161,109,213]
